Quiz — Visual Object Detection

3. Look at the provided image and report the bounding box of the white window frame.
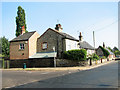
[19,43,25,50]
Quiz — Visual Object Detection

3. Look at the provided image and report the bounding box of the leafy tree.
[107,47,113,52]
[0,36,9,57]
[114,50,120,56]
[16,6,28,37]
[99,46,110,58]
[113,46,119,52]
[63,49,87,61]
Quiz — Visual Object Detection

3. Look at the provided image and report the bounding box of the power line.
[95,19,118,32]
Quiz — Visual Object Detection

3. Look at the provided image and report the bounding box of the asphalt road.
[2,61,119,88]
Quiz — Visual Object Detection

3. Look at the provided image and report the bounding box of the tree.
[113,46,119,52]
[107,47,113,52]
[0,36,9,57]
[114,50,120,56]
[16,6,28,37]
[112,46,120,56]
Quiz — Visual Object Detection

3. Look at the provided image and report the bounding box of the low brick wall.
[88,58,109,66]
[10,58,54,68]
[56,59,89,67]
[9,58,114,68]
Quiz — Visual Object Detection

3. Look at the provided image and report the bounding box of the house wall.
[96,47,104,57]
[87,49,95,55]
[108,55,115,60]
[37,29,65,58]
[29,32,40,57]
[10,41,29,60]
[65,39,79,51]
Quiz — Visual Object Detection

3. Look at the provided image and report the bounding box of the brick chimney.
[103,42,105,48]
[55,24,63,32]
[79,32,83,42]
[21,26,25,35]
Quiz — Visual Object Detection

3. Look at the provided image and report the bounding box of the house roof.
[58,31,79,41]
[105,48,114,55]
[78,41,94,50]
[38,28,79,41]
[29,52,57,58]
[10,31,36,42]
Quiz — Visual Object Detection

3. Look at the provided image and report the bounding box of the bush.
[93,53,99,61]
[101,56,106,59]
[63,49,87,61]
[87,53,99,61]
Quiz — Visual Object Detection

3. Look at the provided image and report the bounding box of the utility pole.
[93,31,95,53]
[53,46,56,67]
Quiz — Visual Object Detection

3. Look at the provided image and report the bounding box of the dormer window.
[19,43,25,50]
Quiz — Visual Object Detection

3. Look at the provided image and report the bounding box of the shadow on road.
[2,61,119,89]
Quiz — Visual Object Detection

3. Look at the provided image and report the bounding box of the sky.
[1,1,118,49]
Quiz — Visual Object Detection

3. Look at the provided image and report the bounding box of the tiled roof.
[50,28,79,41]
[10,31,36,42]
[29,52,57,58]
[78,41,94,50]
[106,48,114,55]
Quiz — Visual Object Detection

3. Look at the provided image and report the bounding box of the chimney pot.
[79,32,83,42]
[55,24,63,32]
[21,26,25,35]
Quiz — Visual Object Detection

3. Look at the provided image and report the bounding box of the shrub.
[92,53,99,61]
[87,53,99,61]
[63,49,87,61]
[101,56,106,59]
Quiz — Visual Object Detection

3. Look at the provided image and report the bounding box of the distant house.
[78,32,95,56]
[10,26,40,60]
[96,43,115,60]
[30,24,79,59]
[106,48,115,59]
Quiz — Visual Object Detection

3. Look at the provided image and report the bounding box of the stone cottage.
[96,43,115,60]
[30,24,80,59]
[10,26,40,60]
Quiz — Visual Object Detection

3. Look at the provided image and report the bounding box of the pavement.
[2,60,119,89]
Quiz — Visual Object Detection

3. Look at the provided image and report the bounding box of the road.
[2,61,119,88]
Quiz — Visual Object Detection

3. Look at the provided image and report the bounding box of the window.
[74,43,76,48]
[42,42,47,49]
[19,43,25,50]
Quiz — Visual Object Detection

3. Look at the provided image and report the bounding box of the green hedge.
[99,46,110,57]
[63,49,87,61]
[88,53,99,61]
[93,53,99,60]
